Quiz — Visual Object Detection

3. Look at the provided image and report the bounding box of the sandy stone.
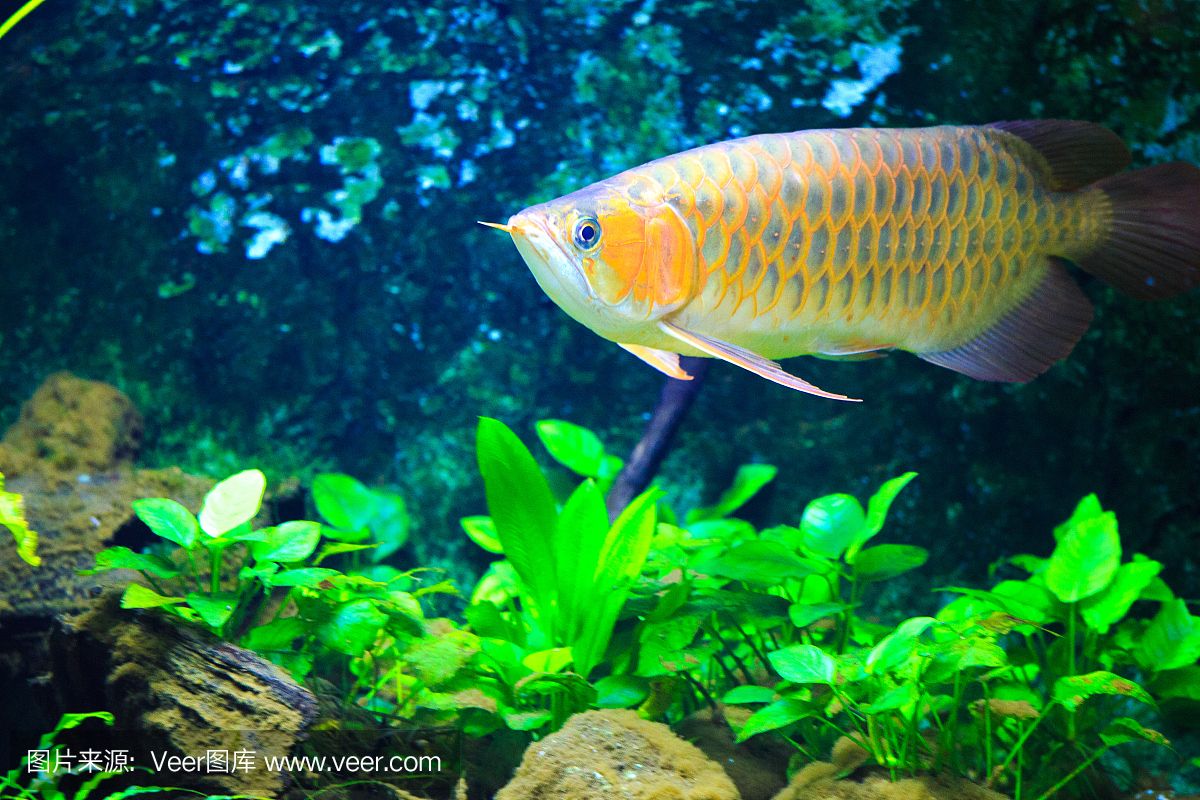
[496,709,740,800]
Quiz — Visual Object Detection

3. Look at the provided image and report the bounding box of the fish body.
[497,121,1200,398]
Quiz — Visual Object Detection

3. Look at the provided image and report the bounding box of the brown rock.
[54,591,319,797]
[496,709,741,800]
[0,372,143,478]
[676,706,789,800]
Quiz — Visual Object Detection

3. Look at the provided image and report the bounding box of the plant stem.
[1066,603,1077,742]
[995,702,1052,787]
[1033,745,1107,800]
[186,549,204,592]
[210,546,224,594]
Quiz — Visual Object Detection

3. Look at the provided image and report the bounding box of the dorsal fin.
[988,120,1131,190]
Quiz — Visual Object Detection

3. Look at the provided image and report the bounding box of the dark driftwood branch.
[607,357,709,519]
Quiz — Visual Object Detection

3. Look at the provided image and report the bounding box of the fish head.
[499,180,697,341]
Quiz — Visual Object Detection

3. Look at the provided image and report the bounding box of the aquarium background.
[1,0,1197,597]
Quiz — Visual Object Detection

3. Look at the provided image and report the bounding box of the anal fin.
[658,320,861,402]
[618,342,693,380]
[918,258,1094,382]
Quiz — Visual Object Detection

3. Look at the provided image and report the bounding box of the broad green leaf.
[686,518,757,543]
[862,682,918,714]
[939,582,1056,625]
[595,674,650,708]
[1044,503,1121,603]
[1080,556,1162,633]
[637,616,702,676]
[186,591,238,629]
[555,479,610,634]
[199,469,266,538]
[867,617,936,674]
[1053,671,1154,711]
[268,567,339,587]
[470,560,521,606]
[0,472,39,566]
[476,418,558,625]
[769,644,836,684]
[799,493,865,558]
[1149,666,1200,702]
[535,418,606,477]
[313,541,376,565]
[83,546,180,579]
[461,515,502,553]
[1100,717,1170,748]
[312,473,377,532]
[576,487,660,676]
[723,685,777,705]
[503,710,553,731]
[121,583,186,609]
[735,698,811,742]
[241,616,306,652]
[692,540,821,585]
[944,635,1007,670]
[854,544,928,582]
[368,489,410,560]
[250,520,321,563]
[318,599,387,656]
[1139,599,1200,671]
[789,601,851,629]
[132,498,199,549]
[687,463,778,522]
[859,472,912,542]
[521,647,573,673]
[1053,494,1103,542]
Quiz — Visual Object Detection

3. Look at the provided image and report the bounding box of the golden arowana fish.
[483,121,1200,400]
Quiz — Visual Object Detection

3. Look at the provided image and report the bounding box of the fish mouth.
[508,211,596,305]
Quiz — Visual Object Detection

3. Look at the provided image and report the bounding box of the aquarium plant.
[0,471,39,566]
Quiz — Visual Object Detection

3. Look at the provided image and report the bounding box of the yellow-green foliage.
[0,471,39,566]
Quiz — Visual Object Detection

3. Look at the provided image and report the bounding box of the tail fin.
[1079,162,1200,300]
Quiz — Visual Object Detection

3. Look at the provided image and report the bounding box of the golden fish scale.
[619,126,1104,355]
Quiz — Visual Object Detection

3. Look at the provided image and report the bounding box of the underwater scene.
[2,0,1199,798]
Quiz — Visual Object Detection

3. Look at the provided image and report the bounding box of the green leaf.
[692,540,821,585]
[1139,599,1200,671]
[0,472,40,566]
[1079,556,1162,634]
[735,698,811,742]
[132,498,199,549]
[268,567,339,587]
[554,479,610,653]
[250,520,321,563]
[862,682,918,714]
[1044,502,1121,603]
[460,515,502,553]
[789,602,851,629]
[318,599,388,656]
[687,463,777,522]
[799,493,865,558]
[723,685,777,705]
[1053,671,1155,711]
[199,469,266,538]
[83,546,181,579]
[866,617,936,674]
[186,591,238,629]
[521,647,573,673]
[121,583,186,609]
[1100,717,1170,748]
[769,644,837,684]
[854,544,928,582]
[1053,494,1103,541]
[313,541,376,565]
[850,472,917,561]
[535,418,607,477]
[504,709,553,731]
[594,674,649,708]
[368,489,409,560]
[476,418,558,626]
[241,617,306,653]
[312,473,377,532]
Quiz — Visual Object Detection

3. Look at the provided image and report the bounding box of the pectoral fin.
[618,342,693,380]
[657,320,861,402]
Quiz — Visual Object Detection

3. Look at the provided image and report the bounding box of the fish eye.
[572,216,601,251]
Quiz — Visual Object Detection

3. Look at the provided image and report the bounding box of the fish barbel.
[487,121,1200,400]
